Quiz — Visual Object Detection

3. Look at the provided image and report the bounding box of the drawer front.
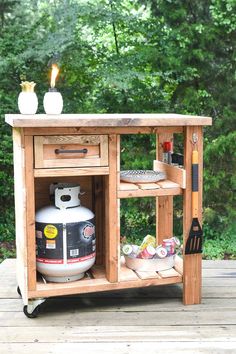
[34,135,108,168]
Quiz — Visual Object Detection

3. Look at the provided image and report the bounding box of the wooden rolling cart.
[5,113,212,317]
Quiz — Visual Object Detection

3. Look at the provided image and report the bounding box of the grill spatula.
[185,150,203,254]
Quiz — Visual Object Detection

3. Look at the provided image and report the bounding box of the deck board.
[0,258,236,353]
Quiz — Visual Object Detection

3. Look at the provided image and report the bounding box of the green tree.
[0,0,235,259]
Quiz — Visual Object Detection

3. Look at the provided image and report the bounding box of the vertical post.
[94,175,104,265]
[24,135,36,292]
[183,126,203,304]
[13,128,28,304]
[156,133,174,243]
[105,134,120,282]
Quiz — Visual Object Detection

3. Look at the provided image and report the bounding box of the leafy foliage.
[0,0,235,259]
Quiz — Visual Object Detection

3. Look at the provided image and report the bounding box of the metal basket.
[124,254,175,272]
[120,170,166,183]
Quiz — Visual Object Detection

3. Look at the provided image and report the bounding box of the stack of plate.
[120,170,166,183]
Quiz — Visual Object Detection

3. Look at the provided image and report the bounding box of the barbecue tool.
[185,149,203,254]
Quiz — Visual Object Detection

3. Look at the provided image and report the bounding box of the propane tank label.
[46,240,56,249]
[36,222,63,263]
[44,225,58,239]
[36,218,95,264]
[66,218,95,261]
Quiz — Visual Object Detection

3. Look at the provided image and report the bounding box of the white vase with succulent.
[18,81,38,114]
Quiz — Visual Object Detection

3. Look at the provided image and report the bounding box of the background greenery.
[0,0,235,262]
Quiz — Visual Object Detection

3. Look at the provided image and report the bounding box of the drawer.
[34,135,108,168]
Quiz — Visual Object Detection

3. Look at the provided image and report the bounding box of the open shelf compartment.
[30,256,183,298]
[118,161,186,198]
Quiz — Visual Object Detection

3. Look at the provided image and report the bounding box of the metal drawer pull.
[55,148,88,154]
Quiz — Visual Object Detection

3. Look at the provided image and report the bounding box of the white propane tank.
[35,183,96,282]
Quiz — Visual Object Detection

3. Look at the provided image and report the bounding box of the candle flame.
[50,64,59,88]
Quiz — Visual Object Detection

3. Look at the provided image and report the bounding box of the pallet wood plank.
[157,180,180,189]
[158,268,181,278]
[119,182,139,191]
[135,271,161,279]
[119,268,139,282]
[1,309,236,326]
[0,342,235,354]
[0,325,236,342]
[2,297,236,312]
[136,183,160,190]
[202,268,236,278]
[203,260,236,269]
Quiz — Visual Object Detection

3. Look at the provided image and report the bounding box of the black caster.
[17,286,22,297]
[23,305,40,318]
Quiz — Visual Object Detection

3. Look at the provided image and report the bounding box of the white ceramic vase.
[18,91,38,114]
[43,91,63,114]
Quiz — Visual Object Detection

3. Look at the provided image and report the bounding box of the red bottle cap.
[163,141,172,152]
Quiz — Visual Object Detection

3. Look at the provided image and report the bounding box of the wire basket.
[120,170,166,183]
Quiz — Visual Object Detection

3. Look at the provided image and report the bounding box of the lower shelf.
[29,256,183,299]
[118,180,182,198]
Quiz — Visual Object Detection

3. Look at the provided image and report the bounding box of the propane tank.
[35,183,96,282]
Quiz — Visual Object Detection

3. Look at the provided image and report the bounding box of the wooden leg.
[183,126,203,305]
[105,135,119,282]
[13,128,29,304]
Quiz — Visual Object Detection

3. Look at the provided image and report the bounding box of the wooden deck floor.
[0,259,236,353]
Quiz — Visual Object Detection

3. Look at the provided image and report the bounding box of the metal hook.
[192,133,198,145]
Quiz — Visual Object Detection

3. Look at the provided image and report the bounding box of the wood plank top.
[5,113,212,128]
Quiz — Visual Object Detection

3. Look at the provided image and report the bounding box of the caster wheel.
[17,286,22,297]
[23,305,40,318]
